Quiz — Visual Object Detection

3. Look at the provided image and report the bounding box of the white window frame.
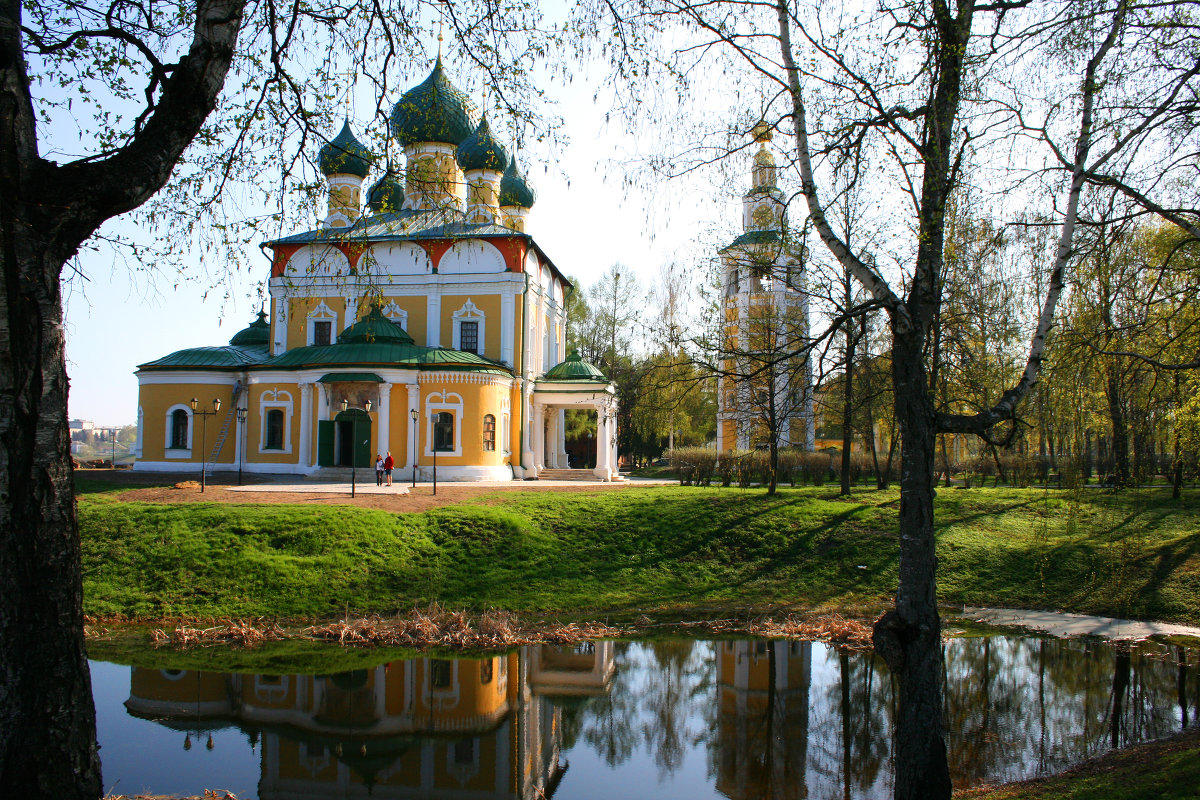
[164,404,193,458]
[258,390,294,454]
[424,391,463,457]
[306,301,338,346]
[451,298,486,356]
[380,300,409,330]
[501,412,511,456]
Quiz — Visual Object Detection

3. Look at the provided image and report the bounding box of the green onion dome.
[228,311,271,348]
[318,121,374,178]
[338,305,415,345]
[456,115,509,172]
[366,167,405,213]
[499,158,536,208]
[543,349,607,381]
[390,58,477,147]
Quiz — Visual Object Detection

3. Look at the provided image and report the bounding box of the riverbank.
[78,474,1200,625]
[956,726,1200,799]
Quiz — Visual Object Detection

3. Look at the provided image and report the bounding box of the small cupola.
[457,115,509,224]
[499,158,536,232]
[318,121,374,227]
[366,166,405,214]
[228,311,271,350]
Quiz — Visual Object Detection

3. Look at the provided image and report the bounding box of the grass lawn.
[77,482,1200,624]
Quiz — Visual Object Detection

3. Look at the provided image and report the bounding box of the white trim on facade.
[451,298,486,356]
[258,389,294,454]
[424,391,463,457]
[163,403,193,458]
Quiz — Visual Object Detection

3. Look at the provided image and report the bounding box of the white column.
[315,383,328,464]
[501,291,515,366]
[344,294,359,331]
[378,383,392,458]
[298,381,312,470]
[593,411,609,480]
[545,411,559,469]
[532,402,545,472]
[273,298,289,354]
[406,382,419,477]
[557,408,568,467]
[610,410,619,478]
[426,294,442,347]
[520,389,535,474]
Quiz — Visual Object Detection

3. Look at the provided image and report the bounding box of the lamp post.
[410,408,418,488]
[236,406,247,485]
[190,397,221,493]
[342,398,372,497]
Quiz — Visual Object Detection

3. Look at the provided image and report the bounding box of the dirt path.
[79,469,658,513]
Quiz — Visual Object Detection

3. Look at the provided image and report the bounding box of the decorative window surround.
[379,301,409,330]
[424,391,463,457]
[306,302,338,346]
[258,389,294,454]
[164,404,193,458]
[451,298,486,355]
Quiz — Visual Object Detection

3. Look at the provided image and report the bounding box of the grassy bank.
[957,727,1200,799]
[78,484,1200,623]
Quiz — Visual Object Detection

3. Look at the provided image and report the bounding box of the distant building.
[716,123,814,453]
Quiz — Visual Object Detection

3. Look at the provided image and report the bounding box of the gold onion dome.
[228,311,271,348]
[390,58,477,146]
[456,115,509,172]
[318,120,374,177]
[751,120,773,143]
[499,158,536,208]
[367,167,405,213]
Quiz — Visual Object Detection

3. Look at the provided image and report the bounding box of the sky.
[58,34,742,426]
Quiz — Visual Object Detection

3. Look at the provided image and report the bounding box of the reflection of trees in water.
[807,646,894,800]
[557,641,640,767]
[942,636,1193,787]
[639,640,712,778]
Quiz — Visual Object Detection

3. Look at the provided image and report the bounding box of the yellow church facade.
[133,60,619,481]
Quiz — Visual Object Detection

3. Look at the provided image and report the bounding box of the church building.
[716,122,815,453]
[133,58,618,481]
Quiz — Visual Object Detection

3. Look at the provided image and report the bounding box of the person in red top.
[383,451,394,486]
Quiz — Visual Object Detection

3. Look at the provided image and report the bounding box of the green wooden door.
[317,421,334,466]
[354,417,371,467]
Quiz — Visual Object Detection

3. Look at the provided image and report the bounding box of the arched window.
[482,414,496,451]
[170,409,189,450]
[434,412,454,452]
[264,409,285,449]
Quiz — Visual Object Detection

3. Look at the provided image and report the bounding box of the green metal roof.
[228,311,271,347]
[317,372,384,383]
[541,350,608,382]
[261,341,510,372]
[138,345,267,370]
[722,229,783,251]
[339,307,415,345]
[456,115,509,172]
[499,158,536,209]
[367,168,405,213]
[318,120,374,178]
[390,58,477,146]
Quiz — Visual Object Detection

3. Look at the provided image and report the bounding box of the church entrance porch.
[319,407,372,468]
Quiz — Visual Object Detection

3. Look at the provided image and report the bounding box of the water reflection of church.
[124,643,615,799]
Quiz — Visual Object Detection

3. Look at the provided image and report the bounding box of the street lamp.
[410,408,418,488]
[190,397,221,493]
[236,406,247,485]
[342,398,372,497]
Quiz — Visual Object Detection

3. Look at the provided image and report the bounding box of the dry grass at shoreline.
[87,605,877,652]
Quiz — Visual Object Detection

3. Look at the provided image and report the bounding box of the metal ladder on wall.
[206,383,244,475]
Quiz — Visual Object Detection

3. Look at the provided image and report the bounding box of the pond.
[92,632,1199,799]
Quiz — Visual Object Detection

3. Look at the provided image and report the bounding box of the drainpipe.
[517,264,530,479]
